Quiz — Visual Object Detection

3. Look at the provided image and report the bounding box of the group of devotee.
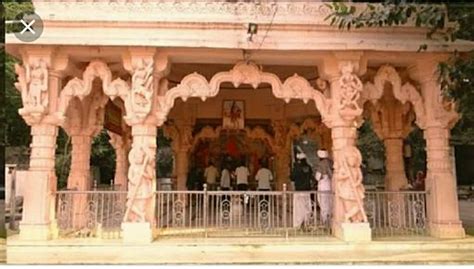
[198,159,274,192]
[187,149,334,230]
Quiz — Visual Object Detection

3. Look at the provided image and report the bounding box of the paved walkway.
[7,236,474,264]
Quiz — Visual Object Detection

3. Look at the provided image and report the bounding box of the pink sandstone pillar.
[122,124,157,243]
[109,132,131,191]
[67,135,93,190]
[121,48,168,243]
[14,50,68,241]
[424,127,465,238]
[20,124,59,240]
[384,138,408,191]
[173,121,193,190]
[320,53,371,242]
[176,148,189,190]
[409,58,465,238]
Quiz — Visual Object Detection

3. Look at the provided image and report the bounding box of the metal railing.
[155,186,333,238]
[54,189,427,239]
[56,190,127,238]
[365,191,428,237]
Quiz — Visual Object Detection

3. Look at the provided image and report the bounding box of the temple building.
[5,0,474,248]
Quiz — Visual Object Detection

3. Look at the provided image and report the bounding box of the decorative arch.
[362,65,426,128]
[156,62,330,126]
[245,126,276,153]
[63,87,109,137]
[57,60,130,125]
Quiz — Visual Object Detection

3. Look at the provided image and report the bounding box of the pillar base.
[121,222,153,244]
[429,222,465,239]
[19,223,54,241]
[334,222,372,242]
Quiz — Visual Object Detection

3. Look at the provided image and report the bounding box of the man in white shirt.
[235,160,250,191]
[204,161,219,191]
[220,165,231,191]
[255,160,273,191]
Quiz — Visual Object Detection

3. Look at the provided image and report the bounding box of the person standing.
[255,160,273,207]
[255,160,273,191]
[290,152,313,229]
[204,161,219,191]
[220,164,231,191]
[235,160,250,191]
[315,149,333,225]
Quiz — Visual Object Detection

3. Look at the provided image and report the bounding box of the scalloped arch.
[156,62,330,126]
[57,60,130,125]
[362,65,426,128]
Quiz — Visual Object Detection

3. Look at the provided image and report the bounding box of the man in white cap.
[290,151,313,229]
[315,149,333,225]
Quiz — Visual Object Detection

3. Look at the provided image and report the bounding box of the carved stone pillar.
[109,132,131,191]
[272,120,290,191]
[67,135,93,191]
[14,48,68,241]
[121,48,169,243]
[174,122,193,190]
[20,124,59,240]
[320,53,371,242]
[176,148,190,190]
[384,138,407,191]
[409,58,465,238]
[424,127,465,237]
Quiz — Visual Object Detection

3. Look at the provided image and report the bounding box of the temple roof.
[5,1,474,53]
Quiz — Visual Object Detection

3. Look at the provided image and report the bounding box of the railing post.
[203,183,208,238]
[283,183,288,240]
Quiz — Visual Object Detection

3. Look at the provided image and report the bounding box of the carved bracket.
[362,65,426,129]
[57,60,130,126]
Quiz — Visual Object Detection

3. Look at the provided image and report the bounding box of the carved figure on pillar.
[124,145,155,223]
[15,59,49,117]
[335,146,367,223]
[131,59,154,116]
[338,62,363,120]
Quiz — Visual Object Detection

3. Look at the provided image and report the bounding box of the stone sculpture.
[124,145,154,222]
[335,146,368,223]
[338,62,363,120]
[131,59,154,115]
[15,59,49,114]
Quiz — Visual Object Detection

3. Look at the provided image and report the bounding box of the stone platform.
[6,236,474,264]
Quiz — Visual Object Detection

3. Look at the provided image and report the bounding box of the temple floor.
[6,235,474,264]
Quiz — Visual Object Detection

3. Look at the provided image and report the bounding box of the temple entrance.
[191,127,276,191]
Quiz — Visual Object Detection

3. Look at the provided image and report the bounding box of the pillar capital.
[122,48,170,126]
[319,55,365,129]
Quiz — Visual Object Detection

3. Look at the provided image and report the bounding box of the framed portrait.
[222,100,245,130]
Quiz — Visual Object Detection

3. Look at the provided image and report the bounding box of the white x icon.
[20,19,36,35]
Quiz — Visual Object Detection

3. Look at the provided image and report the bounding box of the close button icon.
[14,12,43,42]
